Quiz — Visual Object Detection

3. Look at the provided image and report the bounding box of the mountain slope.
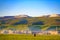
[0,14,60,31]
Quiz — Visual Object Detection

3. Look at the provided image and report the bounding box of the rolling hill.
[0,14,60,34]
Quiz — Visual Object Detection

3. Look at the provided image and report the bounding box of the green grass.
[0,34,60,40]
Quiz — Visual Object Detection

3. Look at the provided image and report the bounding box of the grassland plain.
[0,34,60,40]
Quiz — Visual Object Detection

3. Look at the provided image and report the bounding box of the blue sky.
[0,0,60,17]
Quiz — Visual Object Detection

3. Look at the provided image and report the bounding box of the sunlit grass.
[0,34,60,40]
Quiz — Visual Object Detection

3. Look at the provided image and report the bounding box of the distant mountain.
[49,14,60,17]
[3,16,14,18]
[0,14,60,20]
[0,15,31,19]
[0,16,14,20]
[0,14,60,18]
[14,15,31,18]
[40,14,60,17]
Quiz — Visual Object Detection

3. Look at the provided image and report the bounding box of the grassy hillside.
[0,17,60,31]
